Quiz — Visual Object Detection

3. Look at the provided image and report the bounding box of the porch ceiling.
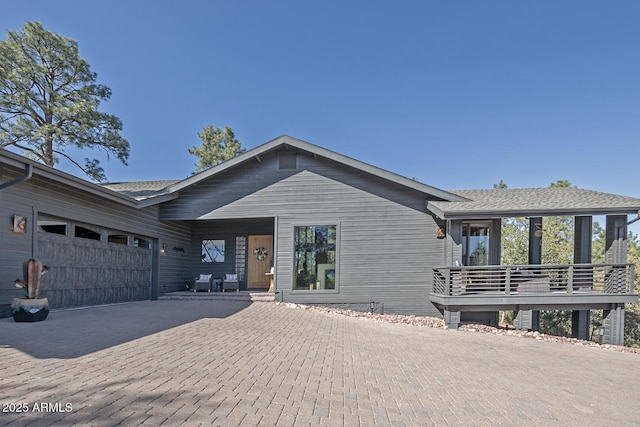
[427,187,640,219]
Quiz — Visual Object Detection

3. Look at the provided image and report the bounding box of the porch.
[430,263,637,345]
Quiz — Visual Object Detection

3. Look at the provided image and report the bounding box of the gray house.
[1,135,638,345]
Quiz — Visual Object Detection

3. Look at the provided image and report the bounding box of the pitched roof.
[134,135,467,206]
[0,148,140,207]
[102,180,180,200]
[427,187,640,219]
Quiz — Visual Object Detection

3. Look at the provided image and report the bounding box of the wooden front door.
[247,235,273,289]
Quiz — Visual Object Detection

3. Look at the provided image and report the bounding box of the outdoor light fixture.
[161,243,168,254]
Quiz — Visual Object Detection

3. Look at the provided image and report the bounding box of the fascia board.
[1,149,140,208]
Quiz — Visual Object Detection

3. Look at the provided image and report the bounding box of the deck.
[430,263,638,312]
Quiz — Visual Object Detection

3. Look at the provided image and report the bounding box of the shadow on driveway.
[0,299,250,359]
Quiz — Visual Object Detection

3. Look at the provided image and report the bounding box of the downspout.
[626,210,640,227]
[0,164,33,190]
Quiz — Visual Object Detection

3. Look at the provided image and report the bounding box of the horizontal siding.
[159,150,446,316]
[239,171,442,316]
[0,166,192,314]
[160,150,432,221]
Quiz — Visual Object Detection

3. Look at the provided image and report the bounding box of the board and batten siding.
[0,165,191,315]
[169,164,444,316]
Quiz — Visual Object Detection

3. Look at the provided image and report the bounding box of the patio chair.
[223,274,239,292]
[193,274,213,292]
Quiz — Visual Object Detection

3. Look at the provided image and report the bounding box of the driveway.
[0,300,638,426]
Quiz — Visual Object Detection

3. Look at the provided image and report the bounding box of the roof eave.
[430,207,640,220]
[136,192,180,208]
[1,149,140,208]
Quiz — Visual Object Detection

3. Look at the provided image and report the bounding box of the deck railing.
[432,263,635,297]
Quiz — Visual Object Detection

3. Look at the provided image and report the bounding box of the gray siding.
[0,164,192,316]
[190,219,274,289]
[160,150,433,220]
[162,150,444,316]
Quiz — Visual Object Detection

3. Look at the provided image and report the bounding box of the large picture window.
[294,225,337,291]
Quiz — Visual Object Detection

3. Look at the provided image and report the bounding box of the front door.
[247,235,273,289]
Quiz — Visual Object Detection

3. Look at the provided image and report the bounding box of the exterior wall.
[0,163,192,316]
[190,219,274,290]
[445,219,501,267]
[161,150,445,316]
[160,150,431,220]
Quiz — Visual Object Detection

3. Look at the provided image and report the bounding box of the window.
[108,234,128,245]
[38,219,67,235]
[462,222,490,266]
[235,236,247,283]
[294,225,337,290]
[75,225,101,241]
[134,236,151,249]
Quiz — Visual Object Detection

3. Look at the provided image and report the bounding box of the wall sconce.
[436,226,446,239]
[161,243,168,254]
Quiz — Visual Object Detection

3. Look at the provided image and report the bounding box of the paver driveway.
[0,300,638,426]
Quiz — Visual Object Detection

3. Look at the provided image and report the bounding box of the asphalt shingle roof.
[427,187,640,219]
[102,180,180,200]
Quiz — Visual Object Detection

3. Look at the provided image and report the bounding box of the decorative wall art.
[201,239,225,262]
[13,215,26,234]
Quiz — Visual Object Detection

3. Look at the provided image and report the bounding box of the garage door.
[37,218,152,308]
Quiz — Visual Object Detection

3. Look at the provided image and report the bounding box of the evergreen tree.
[0,22,129,182]
[188,125,245,173]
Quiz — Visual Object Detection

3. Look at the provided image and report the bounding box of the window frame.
[37,217,69,236]
[461,221,492,266]
[291,222,340,293]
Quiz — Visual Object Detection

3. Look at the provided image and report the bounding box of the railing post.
[445,269,451,296]
[505,267,511,295]
[567,265,573,294]
[629,264,635,294]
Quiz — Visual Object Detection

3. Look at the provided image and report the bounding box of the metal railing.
[432,263,635,297]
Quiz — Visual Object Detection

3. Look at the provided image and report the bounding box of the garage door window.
[75,225,101,241]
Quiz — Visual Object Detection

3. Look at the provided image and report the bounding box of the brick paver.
[0,300,638,426]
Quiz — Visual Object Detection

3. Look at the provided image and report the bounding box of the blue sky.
[2,1,640,199]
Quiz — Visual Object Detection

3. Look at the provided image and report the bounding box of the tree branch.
[51,149,87,172]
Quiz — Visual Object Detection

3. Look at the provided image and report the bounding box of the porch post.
[603,216,628,346]
[513,307,534,331]
[605,215,627,264]
[602,304,625,346]
[151,238,160,300]
[443,307,460,329]
[572,216,592,340]
[514,217,542,331]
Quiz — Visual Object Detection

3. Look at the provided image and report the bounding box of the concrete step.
[159,291,275,302]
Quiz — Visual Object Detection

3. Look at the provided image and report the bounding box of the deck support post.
[571,310,590,340]
[525,217,543,331]
[514,307,535,331]
[443,308,460,329]
[602,304,625,346]
[602,215,628,345]
[572,216,592,340]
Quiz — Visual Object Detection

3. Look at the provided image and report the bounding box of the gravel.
[278,302,640,355]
